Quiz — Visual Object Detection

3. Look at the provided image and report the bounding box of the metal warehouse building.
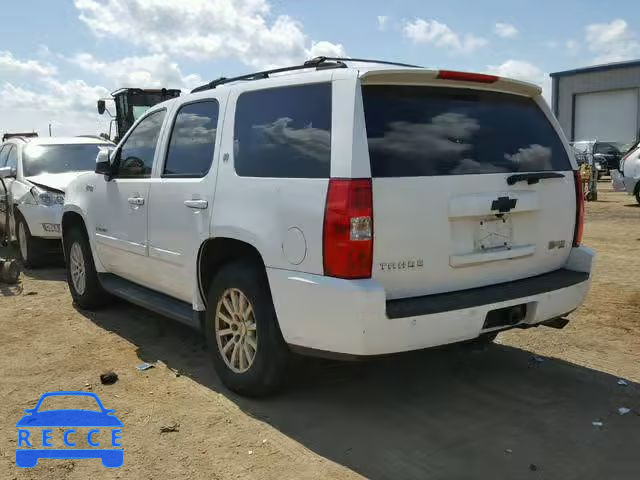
[551,59,640,144]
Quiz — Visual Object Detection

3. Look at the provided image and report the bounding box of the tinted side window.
[116,110,166,178]
[0,145,8,166]
[5,146,18,170]
[234,83,331,178]
[363,86,572,177]
[164,101,219,177]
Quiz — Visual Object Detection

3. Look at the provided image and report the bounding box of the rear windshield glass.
[362,86,571,177]
[22,143,106,176]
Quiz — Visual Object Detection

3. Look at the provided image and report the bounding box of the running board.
[98,273,200,330]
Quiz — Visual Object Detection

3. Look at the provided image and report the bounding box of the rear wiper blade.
[507,172,565,185]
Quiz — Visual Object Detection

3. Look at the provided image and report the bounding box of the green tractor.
[97,88,181,142]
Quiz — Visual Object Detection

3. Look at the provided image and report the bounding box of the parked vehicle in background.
[97,88,181,142]
[0,136,114,267]
[620,142,640,204]
[62,57,595,396]
[570,140,626,177]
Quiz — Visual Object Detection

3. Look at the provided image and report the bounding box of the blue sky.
[1,0,639,136]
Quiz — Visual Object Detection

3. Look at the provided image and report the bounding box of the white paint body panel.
[268,247,594,355]
[62,65,596,356]
[622,146,640,196]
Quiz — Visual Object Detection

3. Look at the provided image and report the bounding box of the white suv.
[62,58,595,395]
[0,136,114,267]
[620,142,640,203]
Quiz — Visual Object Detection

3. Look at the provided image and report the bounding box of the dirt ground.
[1,184,639,480]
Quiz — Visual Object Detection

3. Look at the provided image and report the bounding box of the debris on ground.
[618,407,631,416]
[617,378,628,386]
[529,464,538,471]
[159,422,180,433]
[99,371,118,385]
[248,450,253,455]
[23,291,37,296]
[84,382,92,391]
[136,362,155,371]
[592,421,604,428]
[504,448,513,455]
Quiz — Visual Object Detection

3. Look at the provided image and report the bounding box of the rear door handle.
[127,197,145,206]
[184,199,208,209]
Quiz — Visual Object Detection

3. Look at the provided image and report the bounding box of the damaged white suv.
[62,58,595,396]
[0,136,113,267]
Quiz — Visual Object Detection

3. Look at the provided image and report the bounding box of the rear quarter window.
[362,85,571,177]
[233,83,332,178]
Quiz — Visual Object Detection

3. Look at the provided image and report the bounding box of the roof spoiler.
[360,69,542,97]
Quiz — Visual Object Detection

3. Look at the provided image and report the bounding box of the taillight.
[573,170,584,246]
[323,179,373,279]
[437,70,499,83]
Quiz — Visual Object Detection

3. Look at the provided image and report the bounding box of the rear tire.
[63,226,109,309]
[635,184,640,205]
[205,260,290,396]
[15,215,44,268]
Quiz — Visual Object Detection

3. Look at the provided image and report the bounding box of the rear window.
[233,83,331,178]
[362,86,571,177]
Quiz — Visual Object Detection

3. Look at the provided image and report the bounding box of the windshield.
[362,86,571,177]
[22,143,105,176]
[594,142,623,155]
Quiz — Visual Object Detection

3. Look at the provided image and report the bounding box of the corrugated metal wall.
[552,66,640,142]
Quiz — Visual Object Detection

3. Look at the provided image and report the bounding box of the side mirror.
[97,99,106,115]
[95,149,113,177]
[0,166,16,179]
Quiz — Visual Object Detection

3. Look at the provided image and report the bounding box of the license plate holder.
[475,216,513,251]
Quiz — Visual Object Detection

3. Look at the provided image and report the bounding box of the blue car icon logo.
[16,391,123,468]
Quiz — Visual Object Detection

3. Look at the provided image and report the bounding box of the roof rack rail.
[190,56,422,94]
[304,56,422,69]
[191,58,348,93]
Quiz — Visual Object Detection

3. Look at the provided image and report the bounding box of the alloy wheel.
[214,288,258,373]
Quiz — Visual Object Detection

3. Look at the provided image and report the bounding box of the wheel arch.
[197,236,269,312]
[61,208,106,272]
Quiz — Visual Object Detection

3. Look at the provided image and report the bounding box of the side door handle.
[184,199,208,209]
[127,196,145,206]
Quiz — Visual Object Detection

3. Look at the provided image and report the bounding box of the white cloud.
[74,0,345,68]
[0,50,57,77]
[377,15,388,31]
[565,39,580,56]
[494,22,518,38]
[486,59,551,100]
[307,41,347,59]
[0,79,110,136]
[403,18,487,54]
[585,19,640,63]
[67,53,203,90]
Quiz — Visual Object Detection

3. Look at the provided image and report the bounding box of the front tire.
[205,260,290,396]
[635,184,640,205]
[63,226,109,309]
[16,215,44,268]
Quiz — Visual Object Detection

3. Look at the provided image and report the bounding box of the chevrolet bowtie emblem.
[491,196,517,213]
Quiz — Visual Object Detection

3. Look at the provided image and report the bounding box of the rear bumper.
[268,246,595,356]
